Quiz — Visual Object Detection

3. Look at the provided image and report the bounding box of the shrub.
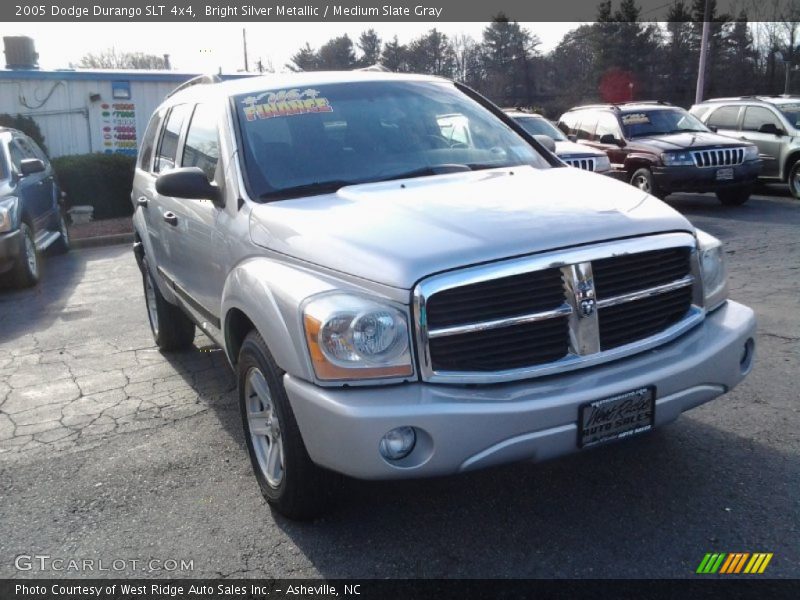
[52,153,136,220]
[0,113,49,155]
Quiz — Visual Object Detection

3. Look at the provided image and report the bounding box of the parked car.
[504,109,611,174]
[132,73,756,519]
[690,95,800,198]
[0,127,69,287]
[557,102,761,205]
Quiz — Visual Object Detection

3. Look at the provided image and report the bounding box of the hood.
[249,166,693,290]
[631,131,750,151]
[554,140,606,158]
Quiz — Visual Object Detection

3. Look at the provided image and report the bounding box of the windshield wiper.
[259,180,356,200]
[374,164,472,183]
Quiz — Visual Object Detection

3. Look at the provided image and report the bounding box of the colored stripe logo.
[696,552,773,574]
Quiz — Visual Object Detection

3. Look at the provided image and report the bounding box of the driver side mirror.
[19,158,46,177]
[156,167,221,204]
[567,134,578,142]
[758,123,784,136]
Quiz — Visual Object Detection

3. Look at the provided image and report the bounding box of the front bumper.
[0,229,21,274]
[285,301,756,480]
[653,160,761,193]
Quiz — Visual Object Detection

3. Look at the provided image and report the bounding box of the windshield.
[514,116,567,141]
[234,80,549,200]
[775,103,800,129]
[621,109,709,138]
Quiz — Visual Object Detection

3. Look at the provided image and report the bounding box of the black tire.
[141,257,195,351]
[50,212,70,255]
[788,160,800,200]
[10,223,40,288]
[630,167,664,199]
[716,185,753,206]
[238,330,337,520]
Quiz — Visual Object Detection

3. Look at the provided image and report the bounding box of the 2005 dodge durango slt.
[131,72,756,519]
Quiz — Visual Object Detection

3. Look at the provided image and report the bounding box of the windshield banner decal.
[241,89,333,121]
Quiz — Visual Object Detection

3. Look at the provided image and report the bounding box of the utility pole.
[695,0,711,104]
[242,28,249,72]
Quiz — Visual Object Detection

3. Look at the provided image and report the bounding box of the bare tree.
[75,48,168,69]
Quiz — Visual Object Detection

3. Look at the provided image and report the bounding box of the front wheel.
[716,185,753,206]
[788,161,800,200]
[10,223,40,288]
[238,330,337,520]
[630,168,664,199]
[141,257,195,351]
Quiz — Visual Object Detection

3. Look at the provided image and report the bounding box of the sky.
[4,22,579,73]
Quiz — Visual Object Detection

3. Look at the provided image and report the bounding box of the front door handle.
[136,196,149,208]
[163,211,178,226]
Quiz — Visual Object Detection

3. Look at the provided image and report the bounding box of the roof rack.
[354,64,390,72]
[166,74,221,98]
[619,100,672,106]
[566,103,619,111]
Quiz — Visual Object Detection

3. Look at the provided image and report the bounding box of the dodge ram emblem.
[579,298,596,318]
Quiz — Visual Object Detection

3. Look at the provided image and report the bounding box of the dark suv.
[557,103,761,205]
[0,127,69,287]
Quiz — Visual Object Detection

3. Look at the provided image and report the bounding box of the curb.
[71,233,134,249]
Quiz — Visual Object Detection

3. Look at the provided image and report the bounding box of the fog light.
[379,426,416,461]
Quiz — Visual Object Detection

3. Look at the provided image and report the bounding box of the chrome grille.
[414,234,703,384]
[563,157,596,171]
[692,147,745,167]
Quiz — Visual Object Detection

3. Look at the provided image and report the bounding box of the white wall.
[0,76,184,157]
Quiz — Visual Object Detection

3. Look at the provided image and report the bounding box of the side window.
[155,104,191,173]
[707,106,741,130]
[557,112,578,135]
[742,106,782,132]
[595,112,621,141]
[139,110,164,171]
[575,112,596,141]
[9,142,26,171]
[18,136,47,161]
[182,104,220,181]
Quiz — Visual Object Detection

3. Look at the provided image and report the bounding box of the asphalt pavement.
[0,189,797,578]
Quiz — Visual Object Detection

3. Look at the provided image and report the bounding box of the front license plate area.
[716,167,734,180]
[578,387,655,448]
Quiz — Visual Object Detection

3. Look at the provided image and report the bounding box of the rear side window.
[707,106,741,130]
[182,104,220,181]
[155,104,191,173]
[742,106,782,132]
[558,112,579,135]
[575,113,596,140]
[595,112,621,140]
[139,110,164,171]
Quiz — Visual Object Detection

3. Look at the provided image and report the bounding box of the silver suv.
[132,72,756,519]
[691,95,800,198]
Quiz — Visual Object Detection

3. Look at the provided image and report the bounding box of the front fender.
[221,257,347,380]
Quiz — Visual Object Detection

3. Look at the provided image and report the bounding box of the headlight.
[743,145,758,160]
[661,151,695,167]
[0,196,19,233]
[594,155,611,172]
[303,293,413,381]
[696,229,728,311]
